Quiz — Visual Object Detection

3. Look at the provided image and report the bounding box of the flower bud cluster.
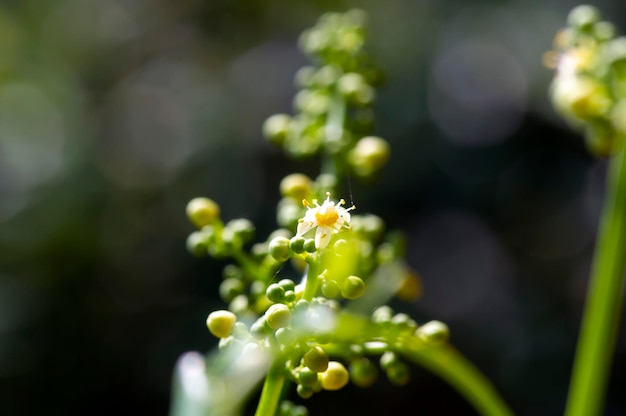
[262,9,389,180]
[547,5,626,156]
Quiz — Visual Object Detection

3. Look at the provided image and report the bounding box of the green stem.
[254,358,286,416]
[565,145,626,416]
[302,255,320,301]
[397,340,514,416]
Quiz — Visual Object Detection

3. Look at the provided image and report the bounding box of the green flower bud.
[186,231,209,257]
[280,173,314,200]
[296,384,314,399]
[222,264,243,280]
[379,351,398,371]
[186,197,220,228]
[250,317,269,339]
[277,198,303,230]
[269,236,291,262]
[284,290,296,303]
[219,278,245,302]
[265,303,292,329]
[387,361,410,386]
[279,279,296,292]
[567,5,600,31]
[298,367,319,387]
[320,361,349,391]
[303,346,329,373]
[303,238,317,253]
[218,335,237,350]
[321,279,340,298]
[289,236,306,253]
[313,65,342,89]
[274,327,295,345]
[263,114,292,147]
[341,275,366,300]
[226,218,255,244]
[371,305,393,324]
[295,66,316,88]
[349,136,390,177]
[206,310,237,338]
[228,294,249,316]
[593,21,615,42]
[417,320,450,346]
[266,283,286,303]
[338,73,373,106]
[350,357,378,388]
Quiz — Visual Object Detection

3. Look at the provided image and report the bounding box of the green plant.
[546,5,626,416]
[172,5,626,415]
[170,9,512,416]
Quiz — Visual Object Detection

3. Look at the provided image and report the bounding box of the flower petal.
[315,226,332,249]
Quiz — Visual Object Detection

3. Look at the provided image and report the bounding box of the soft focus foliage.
[1,1,626,415]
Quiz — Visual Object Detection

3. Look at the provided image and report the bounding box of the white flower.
[297,193,355,250]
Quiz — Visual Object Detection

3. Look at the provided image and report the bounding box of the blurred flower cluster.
[547,5,626,156]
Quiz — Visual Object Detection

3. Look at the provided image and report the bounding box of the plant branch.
[565,145,626,416]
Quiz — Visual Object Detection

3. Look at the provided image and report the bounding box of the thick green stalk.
[565,145,626,416]
[254,358,286,416]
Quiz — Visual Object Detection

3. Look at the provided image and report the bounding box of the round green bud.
[333,239,349,256]
[567,5,600,31]
[277,199,302,230]
[280,173,314,200]
[321,279,340,298]
[337,73,368,100]
[386,361,410,386]
[186,231,208,257]
[371,305,393,324]
[250,317,269,339]
[341,275,366,300]
[303,238,316,253]
[219,278,245,302]
[228,294,249,316]
[298,367,319,387]
[296,384,314,399]
[269,236,291,262]
[251,242,269,259]
[279,279,296,292]
[349,136,390,177]
[350,357,378,388]
[226,218,255,244]
[222,264,243,280]
[266,283,286,303]
[186,197,220,228]
[263,114,292,147]
[299,90,330,116]
[291,405,308,416]
[594,21,615,42]
[274,327,295,345]
[416,320,450,346]
[265,303,292,330]
[313,65,342,89]
[289,236,306,254]
[303,346,329,373]
[320,361,349,391]
[284,290,296,303]
[206,310,237,339]
[218,335,236,350]
[295,66,316,88]
[379,351,398,371]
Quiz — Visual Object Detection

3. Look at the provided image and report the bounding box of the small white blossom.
[297,193,355,250]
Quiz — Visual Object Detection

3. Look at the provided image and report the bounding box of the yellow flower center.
[315,205,339,227]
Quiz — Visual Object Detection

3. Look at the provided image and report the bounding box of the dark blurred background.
[2,0,626,415]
